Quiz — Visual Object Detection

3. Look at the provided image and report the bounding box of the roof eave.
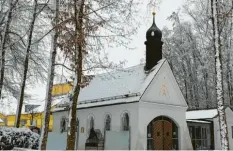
[53,95,141,113]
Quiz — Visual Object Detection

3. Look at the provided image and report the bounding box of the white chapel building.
[49,13,193,150]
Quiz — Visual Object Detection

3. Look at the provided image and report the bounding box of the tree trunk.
[66,0,85,149]
[15,0,38,128]
[211,0,229,149]
[0,0,18,99]
[39,0,59,149]
[31,111,34,125]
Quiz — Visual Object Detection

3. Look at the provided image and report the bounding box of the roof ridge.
[93,59,166,77]
[90,64,145,77]
[187,108,217,112]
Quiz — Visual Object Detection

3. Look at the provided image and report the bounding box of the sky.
[31,0,185,101]
[1,0,185,114]
[108,0,185,67]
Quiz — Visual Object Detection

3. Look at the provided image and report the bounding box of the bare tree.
[0,0,19,99]
[0,0,50,116]
[25,104,40,125]
[15,0,39,128]
[39,0,60,149]
[162,0,233,111]
[54,0,139,149]
[65,0,85,149]
[211,0,229,149]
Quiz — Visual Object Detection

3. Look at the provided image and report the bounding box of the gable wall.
[140,61,187,107]
[137,61,191,149]
[52,102,139,150]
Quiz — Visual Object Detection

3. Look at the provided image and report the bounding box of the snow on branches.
[212,0,229,149]
[0,126,39,150]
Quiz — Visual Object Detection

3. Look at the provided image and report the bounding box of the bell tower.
[144,11,163,71]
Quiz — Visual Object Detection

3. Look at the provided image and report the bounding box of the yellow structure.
[4,82,73,130]
[0,121,5,126]
[6,110,54,131]
[0,113,6,126]
[0,113,5,119]
[52,82,73,96]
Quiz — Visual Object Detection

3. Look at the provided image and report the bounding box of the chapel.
[49,12,193,150]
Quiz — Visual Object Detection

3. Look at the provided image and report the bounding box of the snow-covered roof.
[77,59,165,104]
[186,109,218,120]
[0,118,4,123]
[187,119,211,124]
[55,59,166,109]
[54,59,166,110]
[24,95,68,113]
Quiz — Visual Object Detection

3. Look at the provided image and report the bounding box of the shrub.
[0,126,39,150]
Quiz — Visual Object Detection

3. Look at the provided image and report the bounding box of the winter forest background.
[0,0,232,149]
[163,0,233,110]
[0,0,233,113]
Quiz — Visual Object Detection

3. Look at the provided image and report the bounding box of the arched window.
[105,114,111,131]
[87,116,95,136]
[77,118,79,126]
[76,118,79,132]
[122,113,129,131]
[60,117,67,133]
[90,116,94,129]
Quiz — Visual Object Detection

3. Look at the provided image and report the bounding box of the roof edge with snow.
[54,59,166,112]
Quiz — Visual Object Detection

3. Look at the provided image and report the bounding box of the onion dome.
[146,11,162,40]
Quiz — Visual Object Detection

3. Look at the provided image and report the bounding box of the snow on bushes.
[0,126,39,150]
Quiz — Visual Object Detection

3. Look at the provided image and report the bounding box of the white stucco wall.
[137,61,192,150]
[214,107,233,150]
[137,102,192,150]
[141,61,187,107]
[226,107,233,150]
[51,60,192,150]
[52,102,139,150]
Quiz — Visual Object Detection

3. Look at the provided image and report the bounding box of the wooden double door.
[152,120,173,150]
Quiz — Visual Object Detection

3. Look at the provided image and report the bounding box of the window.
[90,116,94,129]
[87,116,94,136]
[122,113,129,131]
[188,125,210,150]
[20,120,27,126]
[232,126,233,138]
[76,118,79,132]
[32,120,37,126]
[77,118,79,126]
[105,114,111,131]
[60,117,67,133]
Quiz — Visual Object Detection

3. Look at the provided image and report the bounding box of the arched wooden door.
[147,116,178,150]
